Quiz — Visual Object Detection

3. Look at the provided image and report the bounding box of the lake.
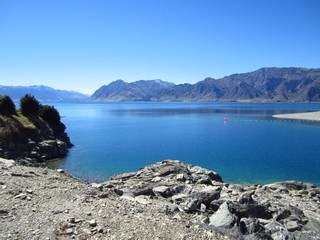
[48,102,320,184]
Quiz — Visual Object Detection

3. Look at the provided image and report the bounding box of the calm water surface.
[48,102,320,184]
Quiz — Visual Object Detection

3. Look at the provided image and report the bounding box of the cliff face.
[0,113,72,165]
[91,67,320,102]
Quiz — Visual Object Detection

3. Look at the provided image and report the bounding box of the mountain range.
[0,85,88,102]
[91,67,320,102]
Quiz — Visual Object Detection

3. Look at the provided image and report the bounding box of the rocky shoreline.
[1,159,319,240]
[0,114,72,166]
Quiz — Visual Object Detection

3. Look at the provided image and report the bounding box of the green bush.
[20,94,40,115]
[39,105,61,125]
[0,96,16,115]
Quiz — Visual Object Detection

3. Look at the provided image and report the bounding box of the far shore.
[273,111,320,122]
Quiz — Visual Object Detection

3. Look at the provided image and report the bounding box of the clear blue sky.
[1,0,320,94]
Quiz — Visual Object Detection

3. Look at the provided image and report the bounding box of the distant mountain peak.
[91,67,320,102]
[0,85,88,102]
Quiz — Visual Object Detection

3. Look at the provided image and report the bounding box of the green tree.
[39,105,61,125]
[0,96,16,115]
[20,94,40,115]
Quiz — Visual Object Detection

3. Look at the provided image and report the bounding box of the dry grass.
[13,112,36,129]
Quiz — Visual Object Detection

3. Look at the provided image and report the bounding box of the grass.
[13,112,36,129]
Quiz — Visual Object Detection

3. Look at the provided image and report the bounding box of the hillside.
[0,96,72,165]
[91,67,320,102]
[0,85,88,102]
[92,79,175,101]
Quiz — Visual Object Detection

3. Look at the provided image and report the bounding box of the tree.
[20,94,40,115]
[0,96,16,115]
[39,105,61,125]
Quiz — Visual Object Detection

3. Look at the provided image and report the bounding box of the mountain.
[0,85,88,102]
[92,79,175,101]
[91,67,320,102]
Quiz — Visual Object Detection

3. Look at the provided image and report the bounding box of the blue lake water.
[48,102,320,184]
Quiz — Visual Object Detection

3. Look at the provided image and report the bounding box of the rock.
[98,193,109,199]
[82,228,91,235]
[171,193,188,203]
[91,183,103,190]
[0,209,9,216]
[176,173,186,181]
[193,214,210,225]
[238,191,255,204]
[120,195,151,205]
[207,171,223,182]
[239,218,263,234]
[275,209,291,221]
[97,227,104,233]
[210,199,224,211]
[209,202,236,228]
[229,202,273,220]
[194,187,220,206]
[26,189,33,194]
[197,177,212,185]
[57,169,64,173]
[0,158,15,168]
[163,204,180,214]
[173,213,182,220]
[132,186,155,196]
[110,172,136,180]
[265,181,306,191]
[200,203,206,212]
[67,217,75,223]
[114,188,124,196]
[14,193,27,200]
[275,205,305,223]
[185,199,200,213]
[172,185,187,194]
[151,176,162,182]
[65,228,74,235]
[152,186,172,198]
[285,221,300,232]
[88,219,97,227]
[265,221,290,239]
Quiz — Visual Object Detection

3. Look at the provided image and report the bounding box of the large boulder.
[209,202,236,228]
[194,187,221,206]
[152,186,172,198]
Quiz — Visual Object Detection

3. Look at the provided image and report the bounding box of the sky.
[1,0,320,94]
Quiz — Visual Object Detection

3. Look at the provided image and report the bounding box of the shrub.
[39,105,61,125]
[20,94,40,115]
[0,96,16,115]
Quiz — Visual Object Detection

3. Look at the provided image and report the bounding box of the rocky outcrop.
[0,115,72,166]
[0,158,229,240]
[1,159,319,239]
[105,160,320,240]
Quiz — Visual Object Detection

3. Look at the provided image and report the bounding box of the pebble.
[91,183,103,190]
[88,219,97,227]
[286,221,300,232]
[65,228,74,235]
[26,189,33,194]
[82,228,91,235]
[14,193,27,200]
